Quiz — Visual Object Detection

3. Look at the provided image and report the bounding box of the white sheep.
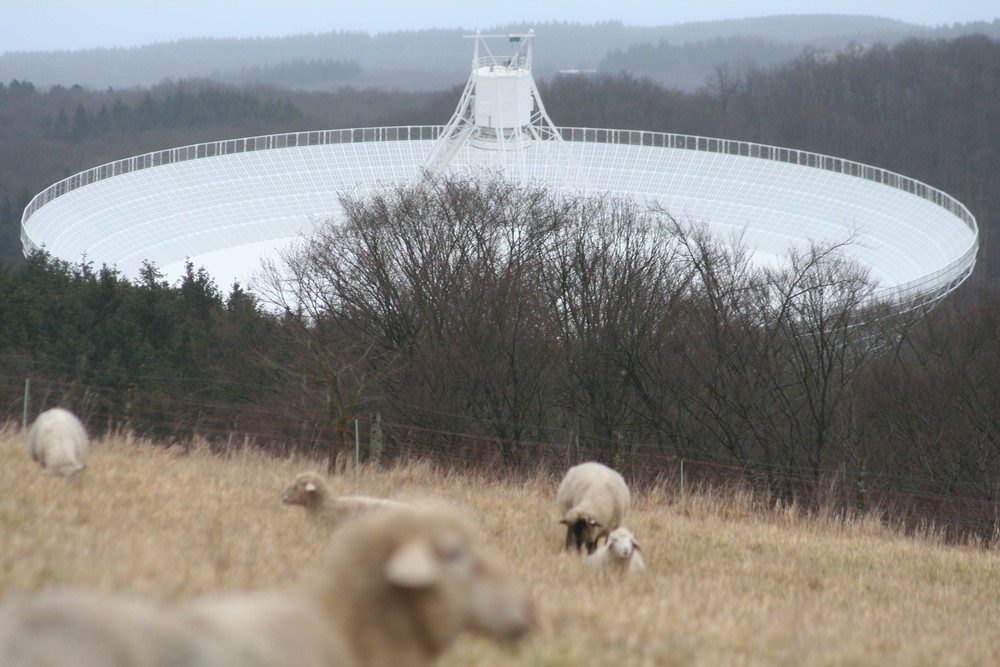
[585,527,647,575]
[0,504,536,667]
[0,591,222,666]
[281,471,407,528]
[557,461,630,554]
[25,407,88,478]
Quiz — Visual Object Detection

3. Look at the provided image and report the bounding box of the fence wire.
[3,373,997,544]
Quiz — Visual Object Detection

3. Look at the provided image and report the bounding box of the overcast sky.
[2,1,996,54]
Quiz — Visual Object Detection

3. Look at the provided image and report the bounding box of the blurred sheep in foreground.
[25,407,88,479]
[0,503,535,667]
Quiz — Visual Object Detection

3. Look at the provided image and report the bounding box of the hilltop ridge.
[2,15,996,91]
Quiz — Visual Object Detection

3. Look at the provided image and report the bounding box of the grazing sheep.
[585,527,647,576]
[557,461,630,554]
[25,407,88,478]
[0,504,535,667]
[281,471,407,528]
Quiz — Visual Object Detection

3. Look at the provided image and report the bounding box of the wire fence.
[3,373,998,544]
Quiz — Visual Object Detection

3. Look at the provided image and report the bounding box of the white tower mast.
[421,31,584,187]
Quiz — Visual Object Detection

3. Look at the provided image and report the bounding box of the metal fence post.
[22,377,30,429]
[354,418,360,484]
[838,462,847,518]
[370,412,383,465]
[680,459,686,515]
[856,461,867,515]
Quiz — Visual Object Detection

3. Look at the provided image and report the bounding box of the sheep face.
[384,528,534,642]
[281,473,325,510]
[561,510,602,554]
[319,506,535,664]
[607,528,641,560]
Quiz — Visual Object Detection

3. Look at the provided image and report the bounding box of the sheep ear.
[559,519,569,525]
[633,540,642,551]
[305,482,317,492]
[385,539,440,588]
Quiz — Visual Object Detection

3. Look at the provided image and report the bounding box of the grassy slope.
[2,426,999,666]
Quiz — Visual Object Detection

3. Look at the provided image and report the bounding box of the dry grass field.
[3,424,1000,666]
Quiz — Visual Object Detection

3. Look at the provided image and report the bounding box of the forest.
[1,34,1000,511]
[3,16,998,91]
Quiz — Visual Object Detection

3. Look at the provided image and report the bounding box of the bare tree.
[859,289,1000,502]
[259,176,568,462]
[761,242,894,481]
[638,220,899,491]
[650,220,776,466]
[256,175,902,490]
[542,198,690,462]
[256,247,386,473]
[705,62,742,133]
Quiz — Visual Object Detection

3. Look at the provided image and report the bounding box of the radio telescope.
[21,32,978,308]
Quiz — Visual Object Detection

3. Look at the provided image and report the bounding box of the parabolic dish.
[21,126,978,308]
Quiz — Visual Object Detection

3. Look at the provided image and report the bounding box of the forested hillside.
[3,16,997,91]
[2,34,1000,514]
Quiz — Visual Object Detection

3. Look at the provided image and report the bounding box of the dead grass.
[3,425,1000,666]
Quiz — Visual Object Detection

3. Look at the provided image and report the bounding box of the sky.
[2,0,997,54]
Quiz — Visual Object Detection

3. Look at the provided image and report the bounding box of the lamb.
[0,503,536,667]
[585,527,647,576]
[557,461,630,554]
[24,407,88,478]
[281,471,407,528]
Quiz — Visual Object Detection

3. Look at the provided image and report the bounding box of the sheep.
[192,503,536,667]
[585,527,647,576]
[0,503,536,667]
[281,471,407,528]
[0,591,225,667]
[24,407,88,478]
[0,585,344,667]
[557,461,630,554]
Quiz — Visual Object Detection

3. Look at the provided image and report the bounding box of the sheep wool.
[25,407,88,478]
[0,591,230,667]
[308,503,535,667]
[585,527,647,575]
[281,471,407,529]
[557,461,630,554]
[0,504,535,667]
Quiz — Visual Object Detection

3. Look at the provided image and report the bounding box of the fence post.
[856,461,867,515]
[612,431,624,471]
[680,459,686,515]
[22,377,30,429]
[572,415,580,462]
[370,412,383,465]
[838,462,846,518]
[125,385,137,437]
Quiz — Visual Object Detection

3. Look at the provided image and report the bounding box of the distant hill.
[2,15,997,92]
